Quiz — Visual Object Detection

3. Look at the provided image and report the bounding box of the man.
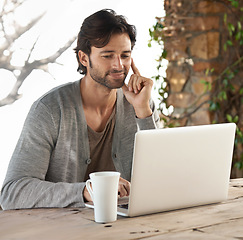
[0,9,160,210]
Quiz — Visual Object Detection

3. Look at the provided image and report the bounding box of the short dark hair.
[74,9,136,75]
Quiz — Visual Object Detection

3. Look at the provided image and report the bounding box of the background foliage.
[149,0,243,175]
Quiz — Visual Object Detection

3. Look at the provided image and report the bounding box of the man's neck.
[80,76,117,116]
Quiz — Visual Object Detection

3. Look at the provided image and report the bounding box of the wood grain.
[0,178,242,240]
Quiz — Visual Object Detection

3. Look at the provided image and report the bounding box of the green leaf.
[228,23,235,32]
[205,67,214,76]
[233,115,239,123]
[229,84,235,91]
[207,82,212,91]
[232,1,239,8]
[162,50,167,59]
[227,40,233,46]
[238,21,242,30]
[228,28,233,37]
[239,88,243,95]
[226,114,233,122]
[218,91,227,101]
[224,13,227,24]
[201,79,212,92]
[223,91,227,100]
[223,79,228,86]
[224,43,227,51]
[227,71,235,79]
[209,101,220,111]
[229,0,239,8]
[236,31,241,41]
[235,138,238,146]
[236,127,243,137]
[235,162,243,170]
[149,28,153,37]
[205,68,210,76]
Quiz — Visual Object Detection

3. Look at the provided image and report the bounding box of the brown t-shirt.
[84,109,116,181]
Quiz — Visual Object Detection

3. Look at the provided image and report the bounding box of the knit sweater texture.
[0,80,160,210]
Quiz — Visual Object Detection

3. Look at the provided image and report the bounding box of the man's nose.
[112,56,123,70]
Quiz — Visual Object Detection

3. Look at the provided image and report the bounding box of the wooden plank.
[0,208,162,240]
[0,179,242,240]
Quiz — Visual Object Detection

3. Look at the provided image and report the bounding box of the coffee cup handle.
[86,180,94,201]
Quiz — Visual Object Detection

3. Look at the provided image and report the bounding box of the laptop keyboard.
[118,196,129,209]
[118,203,129,209]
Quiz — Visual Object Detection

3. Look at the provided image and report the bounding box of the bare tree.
[0,0,76,107]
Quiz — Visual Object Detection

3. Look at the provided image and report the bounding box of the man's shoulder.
[36,80,80,108]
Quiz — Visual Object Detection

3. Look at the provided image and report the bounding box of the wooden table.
[0,178,243,240]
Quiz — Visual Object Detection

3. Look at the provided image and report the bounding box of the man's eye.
[102,55,112,59]
[121,55,130,59]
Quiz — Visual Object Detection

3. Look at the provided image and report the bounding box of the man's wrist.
[134,107,152,119]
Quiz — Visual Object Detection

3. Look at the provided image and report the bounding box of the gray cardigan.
[0,80,160,210]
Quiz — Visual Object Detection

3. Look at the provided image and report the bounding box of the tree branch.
[0,36,76,107]
[0,0,77,107]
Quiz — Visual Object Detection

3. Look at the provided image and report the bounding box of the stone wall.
[161,0,243,177]
[162,0,236,126]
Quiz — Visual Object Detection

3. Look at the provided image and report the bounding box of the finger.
[131,59,141,76]
[124,181,130,196]
[118,185,127,198]
[83,186,92,202]
[136,78,144,91]
[119,184,130,197]
[118,178,131,197]
[127,74,136,92]
[128,74,141,94]
[132,75,140,94]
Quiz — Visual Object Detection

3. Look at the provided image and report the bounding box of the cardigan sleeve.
[0,101,86,210]
[136,99,161,130]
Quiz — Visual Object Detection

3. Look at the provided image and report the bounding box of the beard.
[89,58,128,89]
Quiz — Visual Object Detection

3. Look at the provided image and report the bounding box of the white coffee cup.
[86,171,120,223]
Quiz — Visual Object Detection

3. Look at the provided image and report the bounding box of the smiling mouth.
[109,72,125,79]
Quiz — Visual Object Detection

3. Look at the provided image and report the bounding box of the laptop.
[86,123,236,217]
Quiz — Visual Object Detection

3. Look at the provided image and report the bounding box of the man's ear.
[78,50,89,67]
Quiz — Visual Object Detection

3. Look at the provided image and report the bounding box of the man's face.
[87,33,132,89]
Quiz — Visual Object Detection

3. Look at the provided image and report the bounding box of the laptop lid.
[120,123,236,217]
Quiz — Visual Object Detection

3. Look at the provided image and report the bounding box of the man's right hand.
[83,177,130,202]
[118,177,130,197]
[83,185,92,202]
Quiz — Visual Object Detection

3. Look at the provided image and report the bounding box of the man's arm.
[122,59,160,129]
[122,59,154,119]
[0,101,86,210]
